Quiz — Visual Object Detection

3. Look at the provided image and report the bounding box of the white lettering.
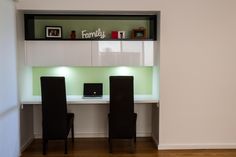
[81,28,106,39]
[81,30,87,39]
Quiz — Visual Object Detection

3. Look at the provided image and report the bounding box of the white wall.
[159,0,236,149]
[16,10,35,151]
[0,0,20,156]
[16,0,162,11]
[16,0,236,149]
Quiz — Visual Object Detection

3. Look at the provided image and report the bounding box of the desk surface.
[21,95,159,105]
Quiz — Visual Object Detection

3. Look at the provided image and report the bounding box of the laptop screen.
[83,83,103,97]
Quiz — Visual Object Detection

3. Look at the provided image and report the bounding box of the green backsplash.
[32,67,153,96]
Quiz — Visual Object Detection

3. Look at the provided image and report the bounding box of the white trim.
[34,133,41,139]
[158,143,236,150]
[75,132,107,138]
[0,105,19,117]
[152,135,158,148]
[20,136,34,152]
[137,131,152,137]
[34,131,152,139]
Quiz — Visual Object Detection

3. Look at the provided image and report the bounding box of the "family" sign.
[81,28,106,39]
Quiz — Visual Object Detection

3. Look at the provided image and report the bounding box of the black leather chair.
[40,76,74,155]
[108,76,137,153]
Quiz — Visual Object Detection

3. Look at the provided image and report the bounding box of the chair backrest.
[109,76,134,138]
[40,76,68,139]
[110,76,134,114]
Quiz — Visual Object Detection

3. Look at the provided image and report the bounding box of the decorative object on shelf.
[131,27,146,39]
[45,26,62,39]
[111,31,118,39]
[70,30,76,39]
[81,28,106,39]
[118,31,126,39]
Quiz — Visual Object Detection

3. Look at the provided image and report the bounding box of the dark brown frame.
[131,28,146,39]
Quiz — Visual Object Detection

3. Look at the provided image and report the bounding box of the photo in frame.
[45,26,62,39]
[131,28,146,39]
[118,31,126,39]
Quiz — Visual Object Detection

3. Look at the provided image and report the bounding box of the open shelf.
[24,14,157,40]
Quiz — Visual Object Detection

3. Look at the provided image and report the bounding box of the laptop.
[83,83,103,98]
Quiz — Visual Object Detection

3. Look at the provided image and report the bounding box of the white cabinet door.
[92,41,140,66]
[25,41,92,66]
[92,41,153,66]
[62,41,92,66]
[143,41,154,66]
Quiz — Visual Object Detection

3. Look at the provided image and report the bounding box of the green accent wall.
[32,67,153,96]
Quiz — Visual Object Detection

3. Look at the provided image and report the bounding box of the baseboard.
[158,143,236,150]
[137,131,152,137]
[34,131,151,139]
[152,135,159,148]
[20,136,34,152]
[75,132,108,138]
[34,132,107,138]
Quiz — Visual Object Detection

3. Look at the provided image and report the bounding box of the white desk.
[20,95,159,149]
[21,95,159,105]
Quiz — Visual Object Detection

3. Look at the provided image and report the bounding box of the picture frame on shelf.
[131,28,146,39]
[45,26,62,39]
[118,31,126,39]
[111,31,118,39]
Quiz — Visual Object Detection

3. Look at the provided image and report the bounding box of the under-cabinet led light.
[54,66,71,77]
[115,66,131,75]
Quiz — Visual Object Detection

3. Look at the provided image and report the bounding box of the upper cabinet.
[24,14,157,41]
[25,41,92,66]
[24,12,159,66]
[92,41,154,66]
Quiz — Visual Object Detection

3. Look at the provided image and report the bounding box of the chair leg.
[134,119,137,143]
[130,138,135,153]
[109,138,112,153]
[71,122,74,144]
[43,139,47,155]
[64,138,68,154]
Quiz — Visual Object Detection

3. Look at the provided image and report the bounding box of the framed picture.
[118,31,126,39]
[111,31,118,39]
[131,28,146,39]
[45,26,62,39]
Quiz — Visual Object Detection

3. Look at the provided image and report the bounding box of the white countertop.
[21,95,159,105]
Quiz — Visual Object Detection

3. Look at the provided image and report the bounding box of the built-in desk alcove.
[19,11,160,152]
[20,66,159,148]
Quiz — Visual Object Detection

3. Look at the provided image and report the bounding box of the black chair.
[108,76,137,153]
[40,76,74,155]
